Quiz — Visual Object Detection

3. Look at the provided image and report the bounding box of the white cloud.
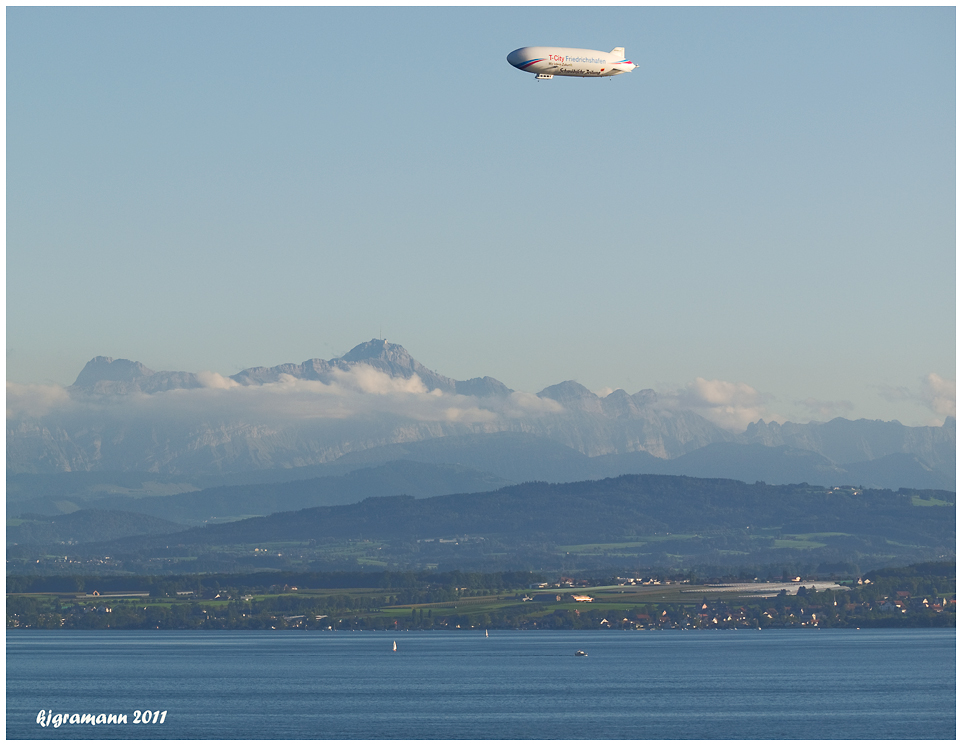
[921,373,955,419]
[196,371,240,390]
[442,405,497,424]
[6,382,72,419]
[658,377,781,432]
[328,364,429,395]
[498,391,565,418]
[877,373,955,423]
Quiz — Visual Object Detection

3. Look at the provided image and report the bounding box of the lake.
[6,628,955,740]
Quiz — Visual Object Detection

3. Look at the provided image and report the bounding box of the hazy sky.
[6,7,955,427]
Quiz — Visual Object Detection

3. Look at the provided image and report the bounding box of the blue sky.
[6,7,955,427]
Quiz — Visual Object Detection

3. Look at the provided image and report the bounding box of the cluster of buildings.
[874,593,953,614]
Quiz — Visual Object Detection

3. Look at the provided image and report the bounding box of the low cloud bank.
[8,365,954,434]
[6,382,72,419]
[656,377,781,432]
[6,365,563,429]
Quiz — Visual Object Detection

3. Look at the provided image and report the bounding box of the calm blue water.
[7,629,955,740]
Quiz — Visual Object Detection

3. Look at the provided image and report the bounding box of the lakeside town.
[8,563,954,631]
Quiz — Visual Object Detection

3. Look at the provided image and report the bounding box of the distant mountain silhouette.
[7,460,513,522]
[231,339,504,395]
[9,339,954,493]
[330,432,595,483]
[72,356,202,395]
[9,509,186,545]
[744,416,956,474]
[838,452,954,491]
[649,442,845,485]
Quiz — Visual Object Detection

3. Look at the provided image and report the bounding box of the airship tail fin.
[610,47,625,58]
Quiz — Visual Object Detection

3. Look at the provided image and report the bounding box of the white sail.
[392,640,397,652]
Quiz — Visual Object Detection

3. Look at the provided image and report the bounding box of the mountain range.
[7,340,955,495]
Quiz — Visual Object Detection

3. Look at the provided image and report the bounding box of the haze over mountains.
[7,340,955,496]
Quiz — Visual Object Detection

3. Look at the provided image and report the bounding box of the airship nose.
[506,48,526,68]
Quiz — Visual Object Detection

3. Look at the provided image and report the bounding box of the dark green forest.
[10,476,951,577]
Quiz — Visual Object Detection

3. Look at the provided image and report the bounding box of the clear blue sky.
[7,7,955,426]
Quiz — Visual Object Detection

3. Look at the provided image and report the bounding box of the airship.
[506,46,637,80]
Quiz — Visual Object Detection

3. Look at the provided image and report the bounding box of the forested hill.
[102,475,954,552]
[9,510,186,545]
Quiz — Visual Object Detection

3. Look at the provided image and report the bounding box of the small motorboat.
[575,650,587,657]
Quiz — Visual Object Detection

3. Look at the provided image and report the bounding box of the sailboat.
[485,629,488,638]
[392,640,397,652]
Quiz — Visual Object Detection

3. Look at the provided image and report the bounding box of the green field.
[558,536,697,554]
[773,538,827,549]
[911,496,953,507]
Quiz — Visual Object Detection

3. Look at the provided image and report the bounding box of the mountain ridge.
[9,339,954,490]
